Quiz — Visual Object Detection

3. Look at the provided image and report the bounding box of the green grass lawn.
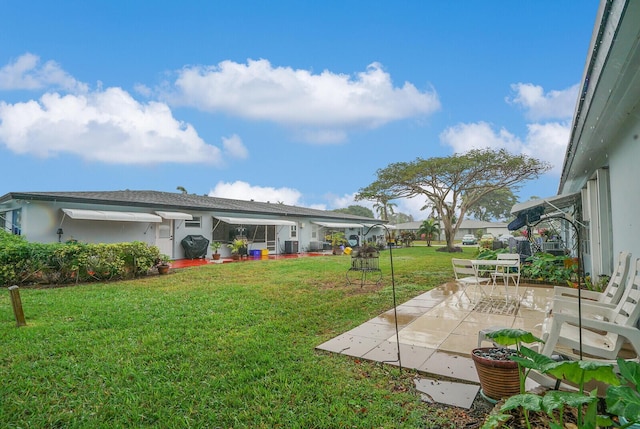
[1,246,479,428]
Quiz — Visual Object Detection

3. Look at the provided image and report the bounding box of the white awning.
[313,221,367,229]
[508,192,581,231]
[214,215,296,226]
[510,192,580,216]
[155,211,193,220]
[62,208,162,222]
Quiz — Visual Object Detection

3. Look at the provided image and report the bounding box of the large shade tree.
[465,187,519,221]
[355,149,550,251]
[332,205,375,218]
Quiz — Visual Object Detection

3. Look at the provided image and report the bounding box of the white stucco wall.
[608,118,640,263]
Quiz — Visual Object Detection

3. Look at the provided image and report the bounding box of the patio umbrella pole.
[366,224,402,372]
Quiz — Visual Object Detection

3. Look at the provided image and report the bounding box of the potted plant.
[155,254,171,275]
[327,232,346,255]
[482,332,632,429]
[472,328,542,402]
[210,241,222,260]
[227,238,247,261]
[359,244,379,258]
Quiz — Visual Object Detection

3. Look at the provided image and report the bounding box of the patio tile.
[463,311,515,327]
[346,322,399,340]
[420,305,471,320]
[406,316,461,335]
[315,333,381,357]
[396,304,433,316]
[413,289,449,301]
[362,341,435,369]
[418,350,479,383]
[394,326,449,348]
[439,333,477,355]
[453,320,489,336]
[414,377,479,409]
[367,310,420,329]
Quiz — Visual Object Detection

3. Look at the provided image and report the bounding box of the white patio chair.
[452,258,492,304]
[490,253,521,302]
[550,251,632,316]
[539,257,640,362]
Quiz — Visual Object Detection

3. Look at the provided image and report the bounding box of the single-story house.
[509,0,640,278]
[0,190,387,259]
[395,220,510,240]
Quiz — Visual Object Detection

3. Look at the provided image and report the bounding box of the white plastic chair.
[490,253,521,302]
[539,257,640,361]
[551,251,632,315]
[452,258,492,304]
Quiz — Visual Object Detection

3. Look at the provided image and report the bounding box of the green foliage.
[417,218,440,246]
[210,241,223,253]
[486,328,545,394]
[606,359,640,426]
[482,329,638,429]
[355,148,550,249]
[325,231,346,247]
[465,187,519,222]
[331,205,374,218]
[521,253,576,284]
[0,231,162,286]
[227,238,248,254]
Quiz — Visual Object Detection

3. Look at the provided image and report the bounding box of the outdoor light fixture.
[56,228,64,242]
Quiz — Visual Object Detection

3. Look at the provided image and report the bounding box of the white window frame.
[185,216,202,228]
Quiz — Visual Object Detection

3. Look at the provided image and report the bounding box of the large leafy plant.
[482,328,640,429]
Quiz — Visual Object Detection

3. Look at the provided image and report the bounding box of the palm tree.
[417,218,440,247]
[373,199,397,221]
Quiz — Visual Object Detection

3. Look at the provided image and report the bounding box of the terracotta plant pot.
[212,253,221,260]
[471,347,521,401]
[157,264,170,275]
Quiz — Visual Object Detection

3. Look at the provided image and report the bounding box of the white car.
[461,234,477,245]
[498,234,515,244]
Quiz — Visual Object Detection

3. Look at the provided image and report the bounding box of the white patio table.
[470,259,520,302]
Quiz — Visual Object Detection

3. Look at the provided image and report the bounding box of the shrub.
[521,252,576,284]
[0,230,162,286]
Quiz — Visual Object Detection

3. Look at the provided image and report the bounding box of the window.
[185,216,201,228]
[12,208,22,235]
[290,224,297,238]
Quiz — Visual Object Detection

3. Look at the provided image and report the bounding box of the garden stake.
[8,285,26,327]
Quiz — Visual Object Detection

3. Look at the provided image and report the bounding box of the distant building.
[395,219,509,240]
[0,190,387,259]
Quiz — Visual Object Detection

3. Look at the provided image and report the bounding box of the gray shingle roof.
[1,190,376,222]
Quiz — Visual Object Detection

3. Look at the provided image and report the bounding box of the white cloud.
[507,82,579,121]
[221,134,248,159]
[522,121,571,174]
[0,53,88,93]
[208,181,303,205]
[439,121,523,154]
[0,88,222,164]
[439,120,569,176]
[169,59,440,143]
[395,195,433,220]
[439,83,576,176]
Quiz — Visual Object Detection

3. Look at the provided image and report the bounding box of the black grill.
[181,235,210,259]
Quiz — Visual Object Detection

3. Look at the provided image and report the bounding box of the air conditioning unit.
[284,240,299,254]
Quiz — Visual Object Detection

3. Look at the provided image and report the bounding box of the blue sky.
[0,1,600,220]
